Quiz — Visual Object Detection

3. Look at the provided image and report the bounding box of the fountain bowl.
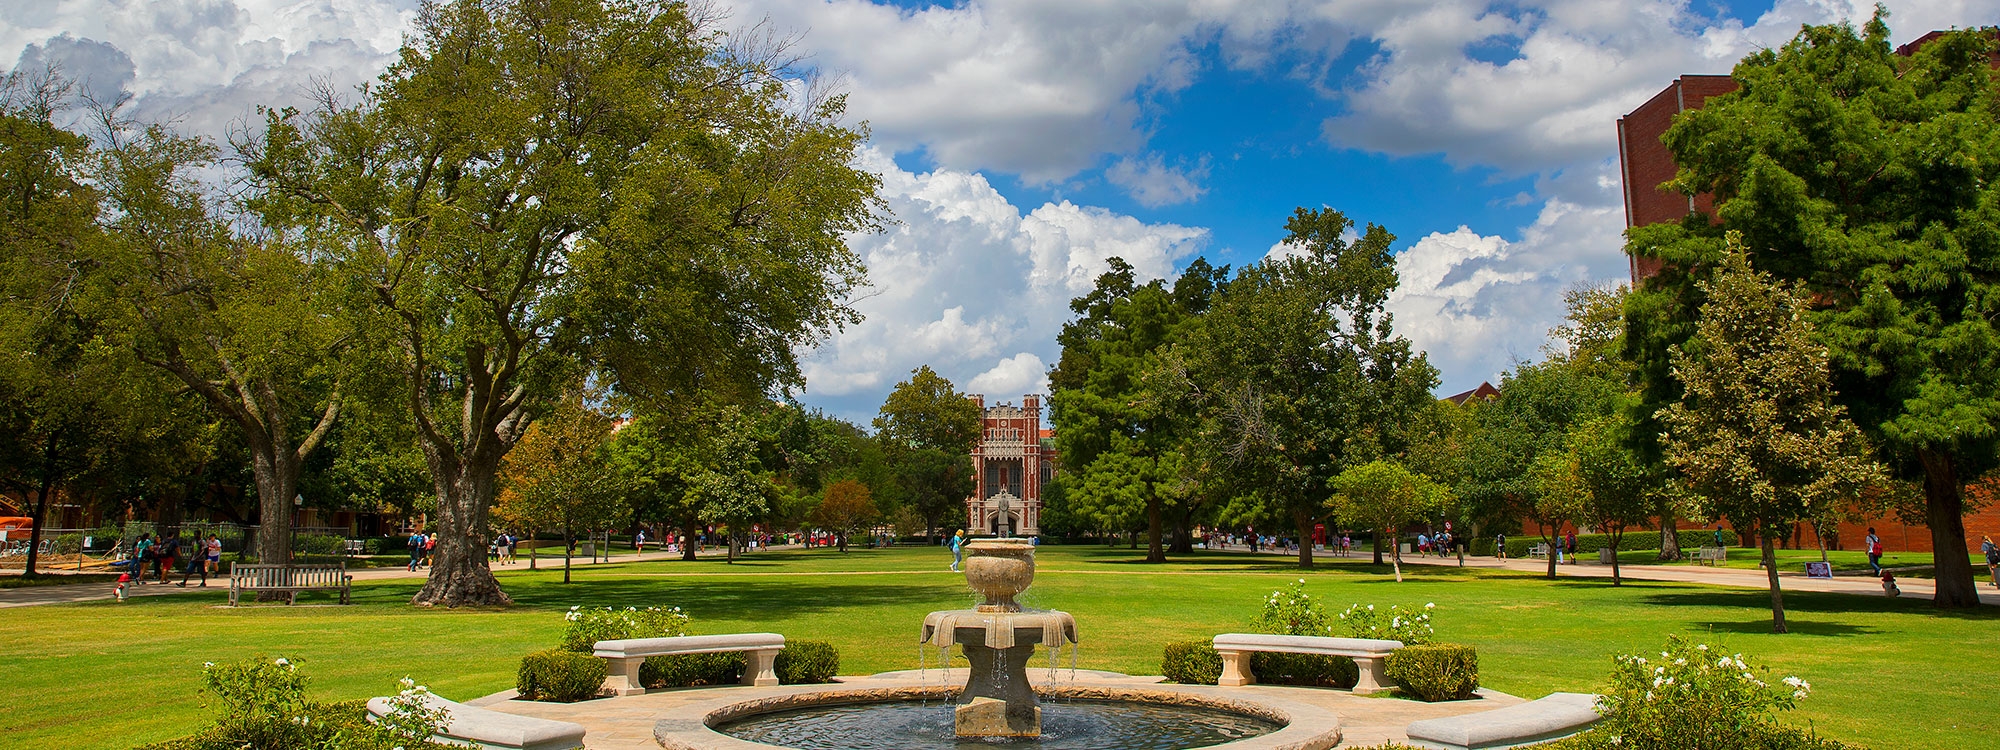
[963,537,1036,612]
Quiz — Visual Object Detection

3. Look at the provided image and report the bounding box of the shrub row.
[1161,640,1222,684]
[775,641,840,684]
[1384,643,1478,701]
[517,649,606,703]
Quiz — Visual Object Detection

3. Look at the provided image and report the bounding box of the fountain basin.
[653,683,1343,750]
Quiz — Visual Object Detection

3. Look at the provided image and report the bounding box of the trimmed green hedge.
[517,649,605,702]
[1532,725,1860,750]
[775,641,840,684]
[644,653,743,688]
[1385,643,1479,701]
[1469,529,1741,557]
[1252,652,1357,688]
[1161,640,1221,684]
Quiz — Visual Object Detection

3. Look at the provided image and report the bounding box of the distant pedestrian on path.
[1982,535,1999,590]
[204,534,222,577]
[949,530,965,572]
[1495,532,1507,560]
[155,533,180,584]
[407,531,425,571]
[1865,528,1884,575]
[635,528,647,556]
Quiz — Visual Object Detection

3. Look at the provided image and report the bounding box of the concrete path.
[0,544,779,609]
[1391,552,2000,605]
[481,671,1526,749]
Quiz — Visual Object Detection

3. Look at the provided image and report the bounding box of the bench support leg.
[1217,650,1255,687]
[602,657,646,696]
[744,648,780,687]
[1352,656,1390,695]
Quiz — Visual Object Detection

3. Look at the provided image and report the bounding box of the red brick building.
[1615,30,2000,552]
[965,394,1055,536]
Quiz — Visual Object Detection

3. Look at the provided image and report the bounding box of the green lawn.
[2,544,1994,749]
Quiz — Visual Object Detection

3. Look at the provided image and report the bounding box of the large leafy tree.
[1662,243,1884,633]
[809,479,877,552]
[1049,257,1225,561]
[873,366,980,538]
[1634,16,2000,606]
[93,122,346,569]
[1179,208,1438,569]
[244,0,877,605]
[611,404,773,563]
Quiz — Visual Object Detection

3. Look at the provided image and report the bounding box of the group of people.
[1415,530,1461,558]
[405,531,437,571]
[114,531,223,601]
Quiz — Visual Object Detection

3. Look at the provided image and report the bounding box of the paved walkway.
[480,671,1525,749]
[1391,552,2000,605]
[0,545,769,608]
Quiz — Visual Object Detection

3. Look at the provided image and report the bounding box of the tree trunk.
[562,529,573,584]
[1544,527,1558,580]
[248,443,298,567]
[1293,511,1313,570]
[1145,495,1165,563]
[1389,526,1403,582]
[22,484,52,577]
[412,454,511,607]
[1919,449,1981,608]
[1762,535,1787,633]
[682,520,700,561]
[1609,530,1622,586]
[528,527,538,570]
[1658,511,1682,561]
[1372,532,1383,565]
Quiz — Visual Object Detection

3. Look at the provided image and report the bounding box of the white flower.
[1783,676,1803,688]
[1611,736,1622,746]
[1718,658,1732,668]
[1697,644,1709,651]
[1297,578,1306,584]
[400,689,414,697]
[275,658,290,666]
[1793,689,1809,700]
[400,677,416,689]
[203,662,214,668]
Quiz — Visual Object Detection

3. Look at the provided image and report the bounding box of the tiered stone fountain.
[920,537,1078,738]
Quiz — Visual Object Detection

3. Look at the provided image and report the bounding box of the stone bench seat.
[1404,692,1603,749]
[367,692,584,750]
[1211,633,1404,694]
[593,633,785,696]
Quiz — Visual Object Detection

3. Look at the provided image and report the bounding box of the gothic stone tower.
[966,394,1054,536]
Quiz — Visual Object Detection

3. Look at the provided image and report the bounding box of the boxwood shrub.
[643,652,743,688]
[1385,643,1479,702]
[517,649,606,702]
[1160,640,1222,684]
[1254,652,1358,688]
[775,641,840,684]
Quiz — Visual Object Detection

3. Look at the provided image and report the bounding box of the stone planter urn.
[963,538,1034,613]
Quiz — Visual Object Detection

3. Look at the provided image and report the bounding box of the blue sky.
[8,0,1997,426]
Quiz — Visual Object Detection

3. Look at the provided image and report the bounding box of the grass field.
[3,544,1994,749]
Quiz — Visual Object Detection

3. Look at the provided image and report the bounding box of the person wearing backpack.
[1981,535,1999,590]
[407,531,425,572]
[1865,528,1884,575]
[131,534,154,584]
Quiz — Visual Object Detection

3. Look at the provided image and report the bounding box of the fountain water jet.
[920,537,1077,737]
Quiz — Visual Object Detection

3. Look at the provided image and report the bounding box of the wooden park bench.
[593,633,785,696]
[227,563,352,606]
[368,692,584,750]
[1404,692,1603,749]
[1527,543,1550,559]
[1695,546,1728,566]
[1212,633,1404,695]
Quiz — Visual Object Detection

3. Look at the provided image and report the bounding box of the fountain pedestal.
[921,538,1077,738]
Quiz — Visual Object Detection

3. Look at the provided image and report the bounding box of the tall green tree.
[874,366,980,537]
[1179,208,1438,569]
[1634,15,2000,606]
[1662,242,1884,633]
[1049,257,1225,562]
[244,0,878,605]
[93,122,345,568]
[611,404,773,563]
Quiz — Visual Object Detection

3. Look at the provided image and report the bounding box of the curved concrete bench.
[594,632,785,696]
[1211,633,1403,694]
[1404,692,1603,749]
[367,693,584,750]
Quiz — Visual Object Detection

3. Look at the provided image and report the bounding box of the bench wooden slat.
[228,563,351,606]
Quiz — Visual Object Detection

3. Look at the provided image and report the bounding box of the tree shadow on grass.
[1697,618,1877,637]
[392,575,965,621]
[1637,588,2000,622]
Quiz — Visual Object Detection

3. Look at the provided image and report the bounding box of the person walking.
[1864,527,1884,575]
[178,533,221,587]
[155,533,181,584]
[1496,532,1508,560]
[949,530,966,572]
[423,533,436,567]
[131,534,155,584]
[204,533,222,578]
[1565,529,1579,565]
[634,528,647,556]
[1981,535,1999,590]
[407,530,425,572]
